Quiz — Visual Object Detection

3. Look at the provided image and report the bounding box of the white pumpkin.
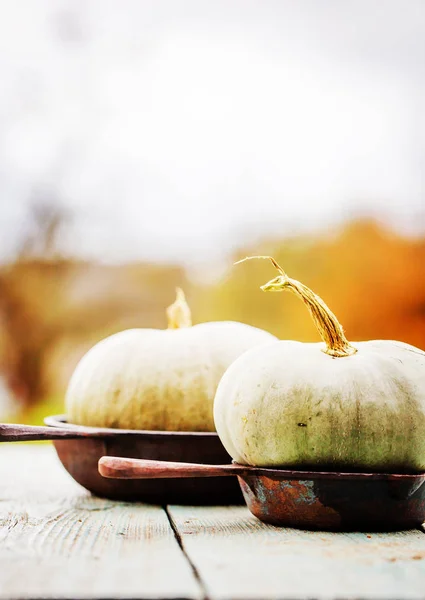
[66,288,276,431]
[214,257,425,471]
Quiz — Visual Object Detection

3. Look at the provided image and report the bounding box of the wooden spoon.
[98,456,257,479]
[0,422,117,442]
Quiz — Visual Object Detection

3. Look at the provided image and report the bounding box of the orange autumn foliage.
[197,220,425,350]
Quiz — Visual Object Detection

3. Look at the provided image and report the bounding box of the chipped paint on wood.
[0,445,201,599]
[169,505,425,600]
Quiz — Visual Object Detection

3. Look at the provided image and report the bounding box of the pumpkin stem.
[235,256,357,358]
[166,287,192,329]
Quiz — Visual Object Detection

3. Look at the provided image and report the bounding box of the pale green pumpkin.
[214,257,425,472]
[66,288,276,431]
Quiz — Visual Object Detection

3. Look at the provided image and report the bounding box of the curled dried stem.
[235,256,357,358]
[166,288,192,329]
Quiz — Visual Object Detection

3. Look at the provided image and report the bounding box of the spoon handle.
[0,422,110,442]
[98,456,251,479]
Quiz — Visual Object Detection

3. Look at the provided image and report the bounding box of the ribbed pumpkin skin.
[214,340,425,471]
[66,321,276,432]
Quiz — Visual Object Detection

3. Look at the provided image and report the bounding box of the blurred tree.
[18,197,68,259]
[0,197,191,410]
[0,197,71,407]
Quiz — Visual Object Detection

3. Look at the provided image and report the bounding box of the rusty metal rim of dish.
[45,414,218,437]
[46,415,425,481]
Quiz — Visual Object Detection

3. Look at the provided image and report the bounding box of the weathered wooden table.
[1,445,425,600]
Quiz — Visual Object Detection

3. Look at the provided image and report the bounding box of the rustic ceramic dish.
[2,418,423,529]
[43,415,243,504]
[99,456,425,530]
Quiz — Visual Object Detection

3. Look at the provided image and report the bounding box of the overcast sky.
[0,0,424,266]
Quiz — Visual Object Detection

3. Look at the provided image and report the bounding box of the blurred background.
[0,0,424,424]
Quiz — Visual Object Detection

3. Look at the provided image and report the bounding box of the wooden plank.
[168,505,425,600]
[0,445,201,599]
